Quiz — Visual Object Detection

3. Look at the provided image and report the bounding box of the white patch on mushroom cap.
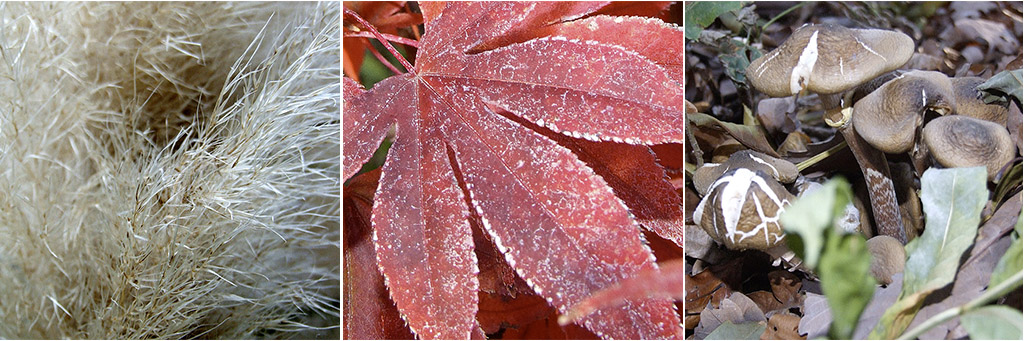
[856,37,888,61]
[715,169,755,239]
[790,30,819,94]
[739,180,789,245]
[755,48,781,78]
[748,154,780,179]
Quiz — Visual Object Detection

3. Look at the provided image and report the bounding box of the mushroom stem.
[826,106,908,244]
[911,132,930,177]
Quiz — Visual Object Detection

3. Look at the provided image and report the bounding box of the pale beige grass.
[0,2,340,338]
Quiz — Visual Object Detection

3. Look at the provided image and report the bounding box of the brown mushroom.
[852,70,955,154]
[747,24,914,97]
[823,72,953,245]
[747,24,917,244]
[693,163,724,197]
[693,150,799,196]
[866,235,905,286]
[922,115,1016,182]
[694,168,795,251]
[950,76,1010,124]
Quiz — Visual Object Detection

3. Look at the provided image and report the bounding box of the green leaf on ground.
[684,2,744,40]
[719,40,762,85]
[870,167,989,339]
[704,321,766,340]
[905,167,988,294]
[780,178,853,270]
[720,52,751,84]
[990,213,1023,287]
[977,69,1023,105]
[820,230,875,340]
[993,162,1022,208]
[960,306,1024,340]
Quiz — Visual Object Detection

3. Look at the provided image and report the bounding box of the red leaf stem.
[344,7,415,72]
[366,40,404,75]
[345,31,420,48]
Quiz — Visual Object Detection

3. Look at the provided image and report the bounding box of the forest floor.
[684,2,1022,340]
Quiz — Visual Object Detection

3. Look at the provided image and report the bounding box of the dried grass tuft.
[0,2,340,338]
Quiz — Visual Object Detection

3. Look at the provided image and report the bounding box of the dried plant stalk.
[0,2,340,338]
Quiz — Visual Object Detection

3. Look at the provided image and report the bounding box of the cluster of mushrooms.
[692,24,1018,284]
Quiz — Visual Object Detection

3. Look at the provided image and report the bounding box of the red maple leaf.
[343,169,416,339]
[343,2,685,338]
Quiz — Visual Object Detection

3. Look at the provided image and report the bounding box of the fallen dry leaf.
[685,266,733,329]
[756,97,798,135]
[798,293,831,339]
[749,271,804,315]
[941,18,1018,56]
[696,292,766,339]
[762,312,805,340]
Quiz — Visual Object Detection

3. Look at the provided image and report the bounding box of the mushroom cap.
[819,70,907,109]
[726,150,800,183]
[746,24,915,97]
[951,76,1010,124]
[852,70,955,154]
[866,235,905,286]
[693,163,724,197]
[693,150,799,196]
[694,168,795,251]
[922,115,1016,181]
[851,70,905,102]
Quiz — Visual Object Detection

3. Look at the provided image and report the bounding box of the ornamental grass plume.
[0,2,340,338]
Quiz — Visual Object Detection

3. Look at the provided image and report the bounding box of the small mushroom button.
[694,168,795,251]
[866,235,906,286]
